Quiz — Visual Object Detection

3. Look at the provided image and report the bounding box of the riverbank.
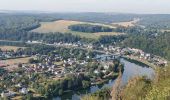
[120,64,170,100]
[122,55,157,69]
[56,58,154,100]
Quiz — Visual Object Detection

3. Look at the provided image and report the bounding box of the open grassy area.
[54,61,63,65]
[161,29,170,32]
[31,20,124,39]
[2,57,31,65]
[112,18,140,27]
[0,46,25,51]
[0,57,33,71]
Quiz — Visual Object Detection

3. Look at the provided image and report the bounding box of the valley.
[0,12,170,100]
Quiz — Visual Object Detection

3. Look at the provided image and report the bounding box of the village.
[27,40,168,67]
[0,44,121,99]
[0,41,168,99]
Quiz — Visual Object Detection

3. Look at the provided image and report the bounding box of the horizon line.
[1,9,170,15]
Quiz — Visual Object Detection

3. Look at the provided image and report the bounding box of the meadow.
[0,46,25,51]
[32,20,124,39]
[111,18,140,27]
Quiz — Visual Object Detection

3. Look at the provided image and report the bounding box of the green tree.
[82,80,90,89]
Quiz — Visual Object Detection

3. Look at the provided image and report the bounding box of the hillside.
[31,20,124,39]
[120,65,170,100]
[112,18,140,27]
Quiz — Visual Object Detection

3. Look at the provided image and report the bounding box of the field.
[0,46,25,51]
[112,18,140,27]
[161,29,170,32]
[31,20,124,39]
[0,57,33,71]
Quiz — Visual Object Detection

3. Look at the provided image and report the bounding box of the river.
[53,58,155,100]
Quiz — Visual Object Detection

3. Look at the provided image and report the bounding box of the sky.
[0,0,170,14]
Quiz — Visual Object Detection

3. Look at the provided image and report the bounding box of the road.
[0,39,114,54]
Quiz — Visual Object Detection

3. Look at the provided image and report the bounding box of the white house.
[94,70,99,74]
[103,65,109,70]
[19,88,28,94]
[1,91,16,98]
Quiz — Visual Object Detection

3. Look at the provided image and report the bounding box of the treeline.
[34,74,91,97]
[81,88,111,100]
[0,15,40,32]
[0,31,81,43]
[122,32,170,60]
[96,35,127,45]
[93,26,170,60]
[68,24,114,33]
[138,14,170,29]
[0,41,27,46]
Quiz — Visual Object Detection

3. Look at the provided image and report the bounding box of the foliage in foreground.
[121,65,170,100]
[144,66,170,100]
[81,65,170,100]
[81,88,111,100]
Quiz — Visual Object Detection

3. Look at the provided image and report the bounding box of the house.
[15,83,22,87]
[19,88,28,94]
[86,56,90,59]
[101,45,104,48]
[68,58,76,65]
[102,70,107,73]
[104,47,108,51]
[62,68,68,74]
[80,60,87,65]
[94,70,99,74]
[87,44,93,49]
[140,52,145,59]
[1,91,16,98]
[145,53,151,60]
[54,71,59,75]
[103,64,109,70]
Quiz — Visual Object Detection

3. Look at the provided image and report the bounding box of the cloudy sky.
[0,0,169,14]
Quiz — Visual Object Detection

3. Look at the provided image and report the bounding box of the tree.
[18,63,22,68]
[58,89,63,95]
[23,94,34,100]
[82,80,90,89]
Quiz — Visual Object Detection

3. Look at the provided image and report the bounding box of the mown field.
[31,20,124,39]
[0,57,33,71]
[0,46,25,51]
[111,18,140,27]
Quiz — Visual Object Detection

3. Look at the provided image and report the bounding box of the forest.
[68,24,114,33]
[122,30,170,60]
[0,13,170,60]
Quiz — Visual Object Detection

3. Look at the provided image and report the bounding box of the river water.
[53,58,155,100]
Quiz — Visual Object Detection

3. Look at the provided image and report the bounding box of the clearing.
[0,57,33,71]
[31,20,124,39]
[0,46,25,52]
[112,18,140,27]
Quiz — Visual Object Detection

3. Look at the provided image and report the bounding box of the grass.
[161,29,170,32]
[0,57,33,71]
[0,46,25,51]
[144,66,170,100]
[1,57,32,65]
[54,61,63,65]
[120,77,152,100]
[31,20,124,39]
[81,88,111,100]
[112,18,140,27]
[11,96,23,100]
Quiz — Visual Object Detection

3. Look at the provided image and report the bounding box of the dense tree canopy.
[68,24,114,33]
